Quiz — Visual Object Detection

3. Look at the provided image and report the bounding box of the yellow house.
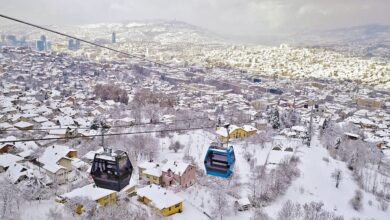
[121,182,137,197]
[138,161,158,180]
[39,145,78,184]
[59,184,117,214]
[137,184,183,216]
[216,125,257,142]
[143,167,162,185]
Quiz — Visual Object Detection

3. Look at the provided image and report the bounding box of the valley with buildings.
[0,15,390,220]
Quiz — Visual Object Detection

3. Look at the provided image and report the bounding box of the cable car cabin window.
[205,152,229,173]
[231,151,236,162]
[93,159,119,181]
[118,155,131,179]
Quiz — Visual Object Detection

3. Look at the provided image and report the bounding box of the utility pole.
[224,123,230,148]
[307,100,319,147]
[308,104,314,146]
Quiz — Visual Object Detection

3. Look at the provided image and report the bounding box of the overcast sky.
[1,0,389,35]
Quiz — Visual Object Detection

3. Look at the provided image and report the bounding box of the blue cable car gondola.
[91,148,133,191]
[204,142,236,178]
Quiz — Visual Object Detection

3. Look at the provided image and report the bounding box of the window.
[169,207,171,211]
[175,204,180,208]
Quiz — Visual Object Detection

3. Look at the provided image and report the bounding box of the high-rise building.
[112,32,116,43]
[75,39,80,50]
[36,40,45,51]
[6,35,17,46]
[40,35,47,50]
[68,39,74,50]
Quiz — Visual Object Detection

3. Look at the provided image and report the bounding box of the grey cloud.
[0,0,389,35]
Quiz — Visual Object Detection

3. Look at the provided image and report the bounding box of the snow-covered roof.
[33,116,48,123]
[39,145,76,173]
[161,160,191,176]
[138,161,158,170]
[0,122,13,130]
[6,163,29,183]
[15,141,39,158]
[61,184,116,201]
[82,147,104,161]
[143,167,162,177]
[137,184,183,209]
[13,121,34,129]
[56,116,75,127]
[267,150,293,165]
[0,153,23,168]
[344,132,360,139]
[236,197,251,207]
[242,125,257,132]
[216,125,240,137]
[291,126,307,133]
[71,158,88,169]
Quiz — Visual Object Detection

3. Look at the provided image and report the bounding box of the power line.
[0,116,212,132]
[0,124,215,144]
[0,14,246,90]
[0,14,191,75]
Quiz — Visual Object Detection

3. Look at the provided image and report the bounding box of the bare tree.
[211,184,230,220]
[277,200,302,220]
[46,207,63,220]
[350,190,363,211]
[169,141,184,153]
[0,180,21,220]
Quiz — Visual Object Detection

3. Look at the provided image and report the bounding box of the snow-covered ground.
[5,129,389,220]
[265,135,390,220]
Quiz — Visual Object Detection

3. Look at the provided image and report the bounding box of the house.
[143,167,162,185]
[235,197,251,211]
[161,160,196,188]
[344,132,361,140]
[137,184,183,216]
[267,149,294,165]
[59,184,117,214]
[120,179,137,197]
[38,145,77,184]
[355,97,383,109]
[14,141,39,159]
[0,153,23,172]
[138,160,158,180]
[13,121,34,130]
[242,125,258,136]
[216,125,253,142]
[81,147,104,163]
[0,143,16,154]
[5,163,30,184]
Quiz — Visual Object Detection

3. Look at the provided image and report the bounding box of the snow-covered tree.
[46,207,63,220]
[211,184,230,220]
[269,107,280,129]
[350,190,363,211]
[169,140,184,153]
[0,180,21,220]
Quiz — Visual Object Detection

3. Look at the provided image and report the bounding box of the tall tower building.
[68,39,74,50]
[40,35,47,50]
[112,32,116,43]
[36,40,45,51]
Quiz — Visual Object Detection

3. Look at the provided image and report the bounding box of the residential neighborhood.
[0,6,389,220]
